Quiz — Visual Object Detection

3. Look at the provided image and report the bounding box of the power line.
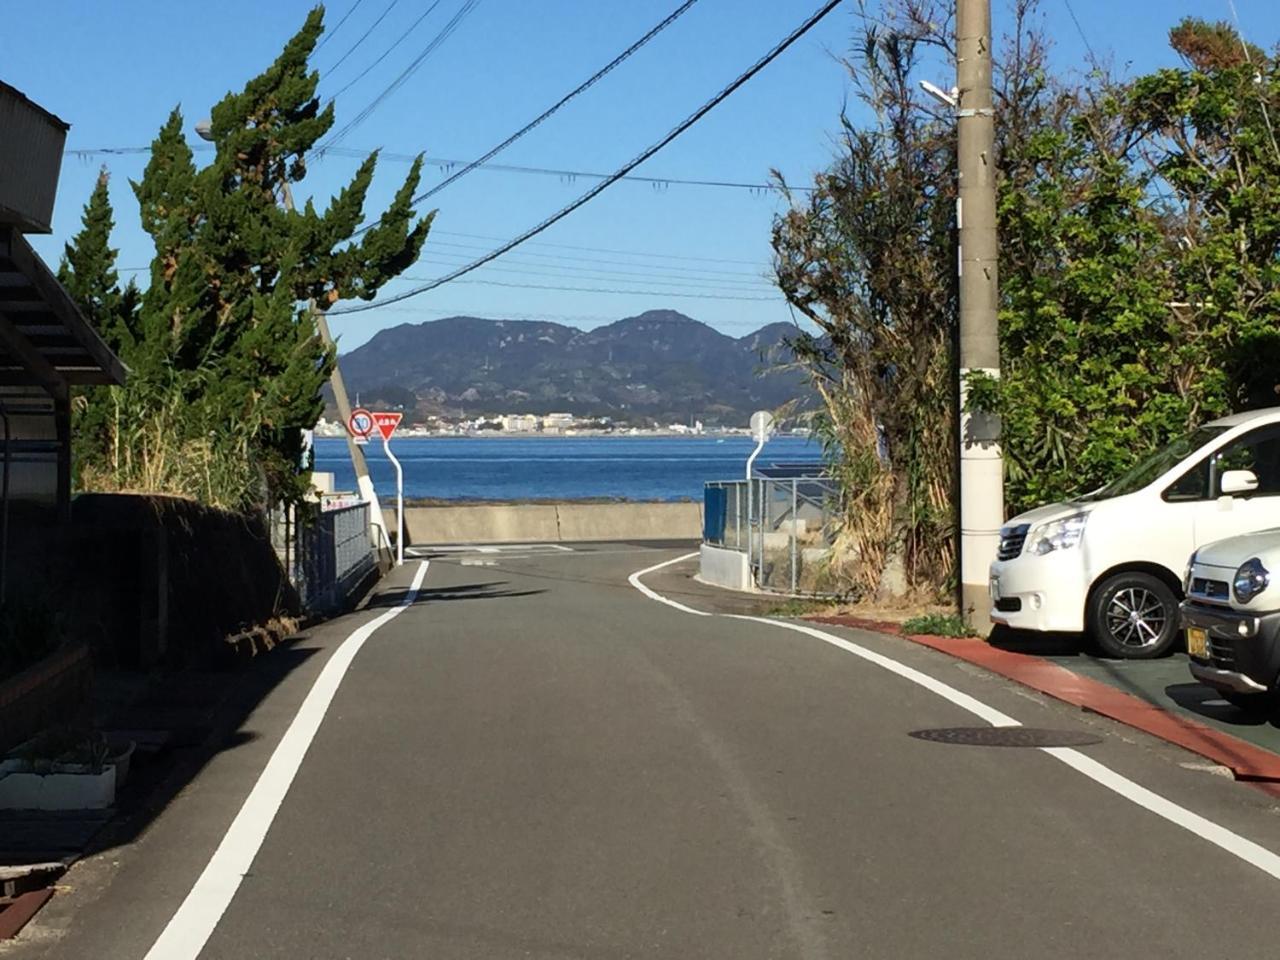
[318,0,483,153]
[1062,0,1097,66]
[423,240,769,278]
[1226,0,1280,165]
[323,0,401,77]
[431,229,769,266]
[315,0,367,52]
[64,143,806,195]
[123,254,775,290]
[398,276,783,301]
[316,146,809,194]
[331,0,843,316]
[326,1,444,100]
[401,0,701,212]
[413,255,775,289]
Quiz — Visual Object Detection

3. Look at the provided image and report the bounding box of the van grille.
[998,524,1030,561]
[1190,578,1230,603]
[1208,635,1236,669]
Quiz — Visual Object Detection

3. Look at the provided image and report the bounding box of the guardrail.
[704,476,840,595]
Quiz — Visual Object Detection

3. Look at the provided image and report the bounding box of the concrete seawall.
[386,502,703,545]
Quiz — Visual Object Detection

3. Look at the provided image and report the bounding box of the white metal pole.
[383,434,404,566]
[746,434,766,585]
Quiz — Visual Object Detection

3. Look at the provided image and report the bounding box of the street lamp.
[919,80,959,109]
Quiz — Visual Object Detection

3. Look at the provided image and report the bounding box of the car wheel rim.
[1105,587,1167,649]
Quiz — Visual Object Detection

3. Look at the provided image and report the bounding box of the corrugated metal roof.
[0,227,127,389]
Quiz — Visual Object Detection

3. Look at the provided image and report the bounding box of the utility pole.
[279,181,387,550]
[195,118,388,552]
[956,0,1002,631]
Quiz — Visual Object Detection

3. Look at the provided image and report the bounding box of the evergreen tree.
[116,5,432,509]
[57,169,139,483]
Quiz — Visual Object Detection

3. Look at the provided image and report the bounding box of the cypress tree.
[57,169,139,483]
[126,5,432,509]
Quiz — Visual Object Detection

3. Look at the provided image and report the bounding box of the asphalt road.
[15,542,1280,959]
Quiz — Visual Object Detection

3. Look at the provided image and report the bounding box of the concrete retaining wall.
[391,502,702,545]
[698,543,753,592]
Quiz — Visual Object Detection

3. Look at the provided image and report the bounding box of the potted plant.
[0,727,117,810]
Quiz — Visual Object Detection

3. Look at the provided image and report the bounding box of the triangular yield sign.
[372,411,403,441]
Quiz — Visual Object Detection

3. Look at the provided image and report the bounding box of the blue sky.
[5,0,1280,352]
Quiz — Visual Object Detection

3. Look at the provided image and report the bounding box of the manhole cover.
[908,727,1103,748]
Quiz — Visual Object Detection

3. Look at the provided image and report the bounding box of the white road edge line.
[143,560,432,960]
[631,553,1280,882]
[628,552,710,617]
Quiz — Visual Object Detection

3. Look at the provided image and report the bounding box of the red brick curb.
[810,615,1280,786]
[0,889,53,940]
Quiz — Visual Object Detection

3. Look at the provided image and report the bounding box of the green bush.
[902,614,975,638]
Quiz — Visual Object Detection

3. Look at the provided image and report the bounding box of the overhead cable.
[385,0,701,224]
[330,0,844,316]
[65,143,806,195]
[318,0,483,153]
[315,0,367,52]
[323,0,401,77]
[327,1,444,99]
[401,277,783,301]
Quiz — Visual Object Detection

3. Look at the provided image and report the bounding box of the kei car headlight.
[1233,558,1269,605]
[1026,512,1088,556]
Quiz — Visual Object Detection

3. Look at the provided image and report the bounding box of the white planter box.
[0,759,116,810]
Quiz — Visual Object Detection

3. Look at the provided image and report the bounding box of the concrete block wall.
[391,502,703,545]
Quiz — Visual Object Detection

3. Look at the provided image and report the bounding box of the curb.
[810,615,1280,790]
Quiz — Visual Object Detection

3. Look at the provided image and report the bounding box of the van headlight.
[1233,558,1269,604]
[1184,550,1198,593]
[1027,512,1088,556]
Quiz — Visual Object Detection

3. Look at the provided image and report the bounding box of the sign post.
[745,411,776,583]
[372,412,404,565]
[345,407,395,555]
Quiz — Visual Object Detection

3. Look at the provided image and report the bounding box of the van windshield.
[1074,425,1229,502]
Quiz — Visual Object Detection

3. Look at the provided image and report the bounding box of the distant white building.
[542,412,575,431]
[501,414,539,432]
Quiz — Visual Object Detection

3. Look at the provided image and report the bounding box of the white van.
[988,408,1280,658]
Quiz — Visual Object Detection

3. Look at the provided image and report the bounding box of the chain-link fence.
[704,476,840,595]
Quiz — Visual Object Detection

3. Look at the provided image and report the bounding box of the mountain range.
[329,309,812,425]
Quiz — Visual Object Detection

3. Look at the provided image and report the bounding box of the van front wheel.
[1088,572,1179,659]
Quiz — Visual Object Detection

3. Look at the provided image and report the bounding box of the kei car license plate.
[1186,626,1208,659]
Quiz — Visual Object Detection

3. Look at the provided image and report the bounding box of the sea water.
[312,434,822,502]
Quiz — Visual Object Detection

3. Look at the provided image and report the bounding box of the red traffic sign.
[372,411,403,441]
[347,408,375,439]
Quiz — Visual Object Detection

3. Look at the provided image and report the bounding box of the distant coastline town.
[314,411,811,439]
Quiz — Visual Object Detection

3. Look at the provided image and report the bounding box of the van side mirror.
[1221,469,1260,495]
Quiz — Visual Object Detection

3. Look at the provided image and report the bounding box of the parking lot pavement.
[1039,646,1280,753]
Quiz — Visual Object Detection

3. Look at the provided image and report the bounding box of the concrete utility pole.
[196,118,387,551]
[956,0,1003,630]
[279,179,386,547]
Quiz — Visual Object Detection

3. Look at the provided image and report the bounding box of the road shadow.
[0,638,321,868]
[365,581,546,609]
[1166,682,1280,730]
[988,624,1085,657]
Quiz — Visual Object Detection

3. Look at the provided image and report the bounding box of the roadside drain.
[909,727,1104,748]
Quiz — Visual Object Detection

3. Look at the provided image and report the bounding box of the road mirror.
[749,410,776,444]
[1221,469,1259,495]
